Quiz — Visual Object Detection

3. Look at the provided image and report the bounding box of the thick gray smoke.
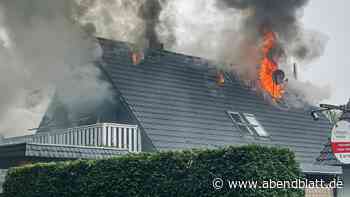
[0,0,167,137]
[139,0,163,47]
[75,0,145,44]
[217,0,307,41]
[0,0,113,137]
[0,0,332,137]
[158,0,330,107]
[215,0,328,65]
[215,0,329,106]
[76,0,165,50]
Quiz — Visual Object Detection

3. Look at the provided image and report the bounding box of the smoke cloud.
[139,0,163,47]
[214,0,330,106]
[0,0,169,137]
[158,0,330,107]
[0,0,332,137]
[0,0,114,137]
[76,0,165,50]
[284,79,331,108]
[215,0,328,64]
[217,0,307,41]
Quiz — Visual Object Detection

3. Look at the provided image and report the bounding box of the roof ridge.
[96,37,215,68]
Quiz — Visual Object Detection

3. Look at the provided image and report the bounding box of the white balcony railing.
[0,123,141,153]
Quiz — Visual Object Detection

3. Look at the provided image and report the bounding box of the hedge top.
[4,145,304,197]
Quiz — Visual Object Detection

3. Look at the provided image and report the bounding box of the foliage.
[3,145,304,197]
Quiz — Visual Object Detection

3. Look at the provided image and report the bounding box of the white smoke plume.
[75,0,146,46]
[284,79,331,108]
[76,0,165,49]
[0,0,114,137]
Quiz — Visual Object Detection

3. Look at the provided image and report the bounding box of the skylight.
[228,112,269,137]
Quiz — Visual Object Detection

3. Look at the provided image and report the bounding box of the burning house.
[0,37,342,196]
[0,0,341,196]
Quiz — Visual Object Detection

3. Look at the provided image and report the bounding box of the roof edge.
[96,61,158,152]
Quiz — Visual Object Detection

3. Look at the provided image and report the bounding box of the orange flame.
[259,31,284,99]
[216,71,225,86]
[132,52,143,65]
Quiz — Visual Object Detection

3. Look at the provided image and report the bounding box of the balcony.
[0,123,141,153]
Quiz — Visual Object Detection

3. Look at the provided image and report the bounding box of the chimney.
[293,63,298,80]
[147,34,164,50]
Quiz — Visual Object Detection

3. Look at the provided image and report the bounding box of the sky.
[302,0,350,105]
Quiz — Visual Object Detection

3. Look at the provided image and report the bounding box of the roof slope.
[0,143,128,159]
[98,38,339,174]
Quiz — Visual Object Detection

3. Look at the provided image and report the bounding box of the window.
[243,113,269,137]
[228,112,254,135]
[228,112,269,137]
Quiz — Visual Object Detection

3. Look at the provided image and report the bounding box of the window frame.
[243,113,269,137]
[227,111,269,137]
[228,111,254,135]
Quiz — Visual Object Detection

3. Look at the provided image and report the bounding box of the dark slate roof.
[0,143,128,159]
[96,38,340,174]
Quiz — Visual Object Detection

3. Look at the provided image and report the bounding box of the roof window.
[228,112,269,137]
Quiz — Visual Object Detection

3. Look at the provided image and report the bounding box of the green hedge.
[3,145,304,197]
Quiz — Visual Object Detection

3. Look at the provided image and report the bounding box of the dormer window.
[228,112,269,137]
